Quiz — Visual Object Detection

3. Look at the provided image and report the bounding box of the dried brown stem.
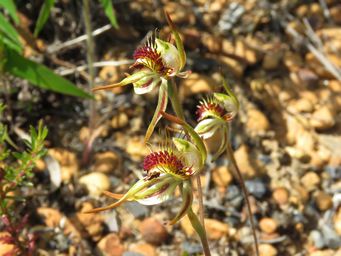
[226,142,259,256]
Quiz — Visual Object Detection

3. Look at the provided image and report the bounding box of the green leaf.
[4,47,93,98]
[0,0,19,24]
[98,0,118,29]
[34,0,55,37]
[0,13,21,47]
[0,34,22,53]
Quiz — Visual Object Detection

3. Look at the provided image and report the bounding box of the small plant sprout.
[92,12,190,142]
[0,104,48,256]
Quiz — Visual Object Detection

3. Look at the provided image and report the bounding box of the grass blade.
[0,0,19,24]
[0,13,21,46]
[34,0,55,37]
[4,47,93,99]
[98,0,118,29]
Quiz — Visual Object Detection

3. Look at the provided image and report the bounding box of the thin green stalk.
[168,79,205,223]
[168,79,185,120]
[187,207,211,256]
[168,78,209,254]
[226,140,259,256]
[82,0,96,165]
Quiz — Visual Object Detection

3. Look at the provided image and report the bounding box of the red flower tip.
[196,99,226,122]
[132,45,170,76]
[143,151,184,174]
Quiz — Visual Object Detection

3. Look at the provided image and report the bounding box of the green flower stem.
[226,137,259,256]
[168,78,210,254]
[187,207,211,256]
[168,78,205,223]
[168,78,185,120]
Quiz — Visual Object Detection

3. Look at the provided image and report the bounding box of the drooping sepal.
[83,176,168,213]
[144,79,168,143]
[169,180,193,225]
[133,71,162,95]
[92,70,149,92]
[135,174,179,205]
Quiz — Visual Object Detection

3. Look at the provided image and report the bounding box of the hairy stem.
[82,0,97,165]
[226,140,259,256]
[187,207,211,256]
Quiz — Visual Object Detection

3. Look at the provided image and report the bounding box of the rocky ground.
[1,0,341,255]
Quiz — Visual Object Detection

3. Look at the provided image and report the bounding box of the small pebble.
[111,112,129,129]
[182,242,203,254]
[309,230,325,249]
[245,179,267,198]
[94,151,121,174]
[300,172,320,192]
[315,191,333,211]
[130,243,156,256]
[139,218,168,245]
[98,233,125,256]
[272,187,289,205]
[212,166,233,189]
[259,243,278,256]
[204,218,230,240]
[79,172,111,197]
[259,217,278,234]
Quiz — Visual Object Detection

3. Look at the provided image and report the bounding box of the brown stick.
[226,142,259,256]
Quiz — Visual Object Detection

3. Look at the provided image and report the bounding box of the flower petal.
[211,125,229,161]
[133,73,161,94]
[213,92,238,119]
[92,70,149,92]
[169,180,193,225]
[155,38,181,75]
[83,177,162,213]
[172,138,202,174]
[135,174,179,205]
[144,79,168,143]
[161,111,207,167]
[194,118,223,139]
[219,78,239,111]
[165,11,186,71]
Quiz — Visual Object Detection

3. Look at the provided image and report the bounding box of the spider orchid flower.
[85,137,204,225]
[194,79,239,160]
[92,12,189,142]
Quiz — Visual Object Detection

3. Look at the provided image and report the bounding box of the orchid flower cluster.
[195,79,240,160]
[93,13,189,143]
[89,12,242,255]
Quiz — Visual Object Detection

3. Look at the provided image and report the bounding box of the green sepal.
[144,79,168,143]
[165,11,186,70]
[173,137,203,174]
[169,180,193,224]
[220,78,239,111]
